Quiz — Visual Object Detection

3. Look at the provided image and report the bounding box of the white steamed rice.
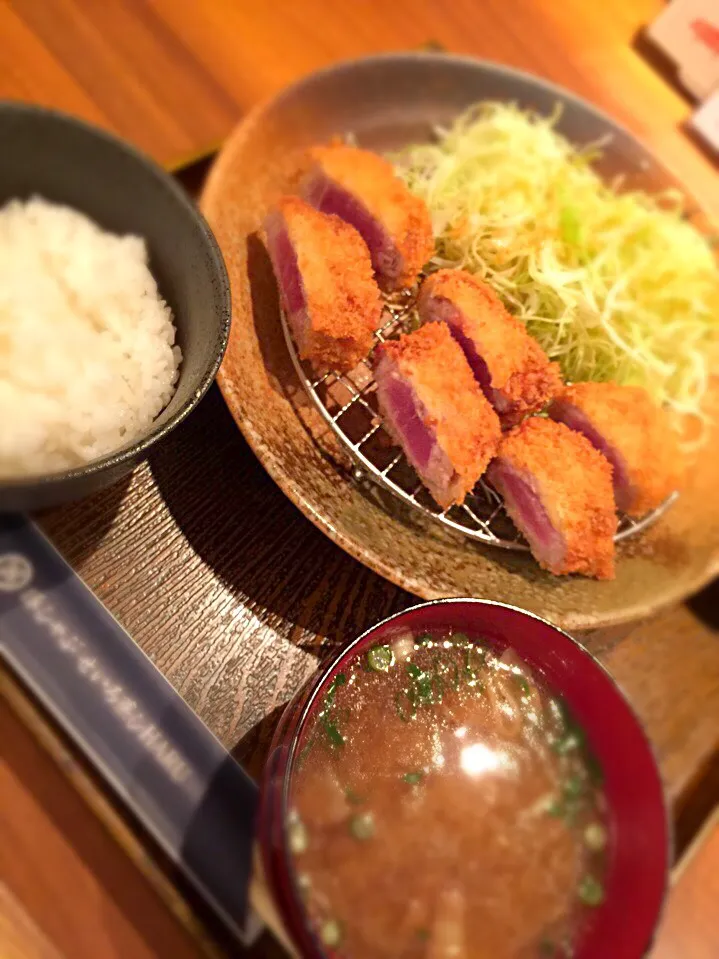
[0,196,181,479]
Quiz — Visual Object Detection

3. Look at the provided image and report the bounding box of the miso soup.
[288,629,608,958]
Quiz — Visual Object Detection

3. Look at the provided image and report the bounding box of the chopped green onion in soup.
[367,645,394,672]
[320,919,343,948]
[349,811,375,841]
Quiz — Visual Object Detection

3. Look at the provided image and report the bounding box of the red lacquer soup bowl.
[260,600,670,959]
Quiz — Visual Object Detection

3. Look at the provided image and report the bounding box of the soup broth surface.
[289,630,608,959]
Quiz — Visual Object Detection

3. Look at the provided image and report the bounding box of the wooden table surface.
[1,0,719,956]
[1,0,717,216]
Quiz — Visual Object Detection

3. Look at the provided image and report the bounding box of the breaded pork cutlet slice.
[302,144,434,292]
[548,381,681,517]
[486,418,617,579]
[264,196,381,373]
[418,269,562,427]
[373,323,501,509]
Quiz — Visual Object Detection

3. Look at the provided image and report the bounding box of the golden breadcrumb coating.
[379,323,501,506]
[420,269,562,424]
[277,196,382,371]
[554,382,682,517]
[496,418,616,579]
[309,145,434,289]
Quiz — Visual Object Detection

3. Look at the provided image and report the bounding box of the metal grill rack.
[280,291,676,551]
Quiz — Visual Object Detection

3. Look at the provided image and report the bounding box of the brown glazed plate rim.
[201,52,719,630]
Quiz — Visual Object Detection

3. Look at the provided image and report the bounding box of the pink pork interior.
[374,353,456,506]
[264,210,309,348]
[549,400,631,511]
[486,462,566,570]
[419,298,512,417]
[303,171,403,289]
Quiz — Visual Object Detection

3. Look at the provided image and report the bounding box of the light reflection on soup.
[288,631,608,959]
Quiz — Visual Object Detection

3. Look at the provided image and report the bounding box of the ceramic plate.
[201,53,719,631]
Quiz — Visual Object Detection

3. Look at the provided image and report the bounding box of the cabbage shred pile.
[393,102,719,435]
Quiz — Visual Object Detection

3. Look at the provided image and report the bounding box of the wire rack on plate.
[280,289,676,551]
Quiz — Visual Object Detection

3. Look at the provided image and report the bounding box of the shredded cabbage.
[392,102,719,442]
